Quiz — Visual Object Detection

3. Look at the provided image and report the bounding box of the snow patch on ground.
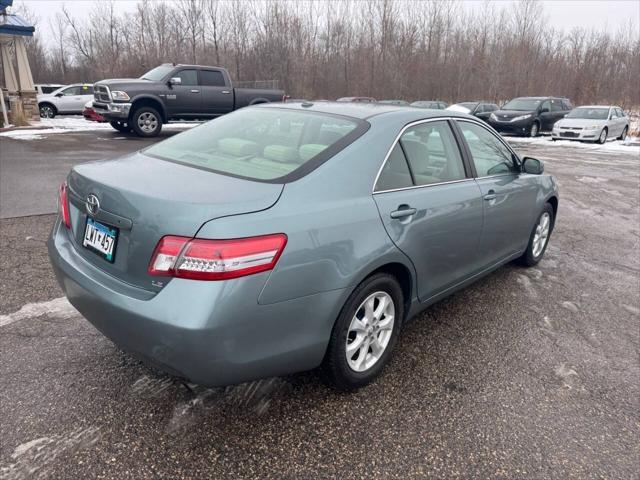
[1,427,101,480]
[0,297,78,327]
[0,116,200,140]
[507,135,640,154]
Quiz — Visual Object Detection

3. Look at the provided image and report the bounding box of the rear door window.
[200,70,226,87]
[375,144,413,191]
[145,108,367,182]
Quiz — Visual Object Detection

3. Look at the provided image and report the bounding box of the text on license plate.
[83,218,118,262]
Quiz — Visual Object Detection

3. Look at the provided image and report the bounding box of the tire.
[529,121,539,137]
[518,203,554,267]
[596,127,607,144]
[130,106,162,137]
[618,126,628,141]
[109,121,131,133]
[39,103,56,119]
[322,273,404,391]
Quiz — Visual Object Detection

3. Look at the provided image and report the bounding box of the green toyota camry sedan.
[48,102,558,390]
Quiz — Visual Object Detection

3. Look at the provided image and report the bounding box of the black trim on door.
[449,119,478,178]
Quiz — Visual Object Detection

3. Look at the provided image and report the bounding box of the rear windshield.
[144,108,367,182]
[566,107,609,120]
[502,98,542,111]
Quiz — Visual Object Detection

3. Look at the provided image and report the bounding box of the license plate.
[83,218,118,262]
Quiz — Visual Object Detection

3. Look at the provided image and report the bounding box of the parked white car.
[35,83,65,95]
[37,83,95,118]
[551,106,629,144]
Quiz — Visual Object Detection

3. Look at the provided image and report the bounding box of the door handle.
[390,205,417,219]
[484,189,497,201]
[190,89,200,93]
[221,90,231,94]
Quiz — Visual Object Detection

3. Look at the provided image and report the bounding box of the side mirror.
[169,77,182,86]
[540,107,549,114]
[55,93,63,97]
[523,157,544,175]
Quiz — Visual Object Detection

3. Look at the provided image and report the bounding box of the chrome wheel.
[530,122,539,137]
[346,291,395,372]
[39,105,54,118]
[532,212,550,258]
[137,112,158,134]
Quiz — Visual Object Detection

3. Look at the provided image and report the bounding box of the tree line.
[16,0,640,107]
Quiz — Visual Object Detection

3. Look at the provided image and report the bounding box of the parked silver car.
[37,83,94,118]
[551,106,629,143]
[48,103,559,390]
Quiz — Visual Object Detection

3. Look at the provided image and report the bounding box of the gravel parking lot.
[1,127,638,479]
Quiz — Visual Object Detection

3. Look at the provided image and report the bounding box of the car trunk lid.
[66,152,283,292]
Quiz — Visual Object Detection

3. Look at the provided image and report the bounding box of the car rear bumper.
[48,218,343,386]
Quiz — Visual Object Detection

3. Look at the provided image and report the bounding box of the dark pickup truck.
[93,64,285,137]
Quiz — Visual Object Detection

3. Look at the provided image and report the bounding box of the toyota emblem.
[85,194,100,216]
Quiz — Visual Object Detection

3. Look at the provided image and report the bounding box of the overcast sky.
[16,0,640,43]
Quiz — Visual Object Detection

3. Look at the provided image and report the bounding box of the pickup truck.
[93,64,286,137]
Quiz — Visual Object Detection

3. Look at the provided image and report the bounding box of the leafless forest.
[21,0,640,106]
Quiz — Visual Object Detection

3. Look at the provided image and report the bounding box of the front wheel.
[529,122,539,137]
[39,104,56,119]
[130,107,162,137]
[518,203,554,267]
[596,128,607,144]
[109,121,131,133]
[322,273,403,391]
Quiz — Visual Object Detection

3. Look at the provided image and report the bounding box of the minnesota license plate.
[83,218,118,262]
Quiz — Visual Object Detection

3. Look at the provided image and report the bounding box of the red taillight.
[59,182,71,228]
[148,234,287,280]
[282,94,289,102]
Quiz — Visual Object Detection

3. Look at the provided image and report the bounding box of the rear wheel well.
[365,263,413,321]
[130,98,166,123]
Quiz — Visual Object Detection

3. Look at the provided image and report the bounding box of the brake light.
[59,182,71,228]
[148,234,287,280]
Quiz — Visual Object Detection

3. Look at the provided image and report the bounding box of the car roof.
[258,101,472,122]
[513,96,567,100]
[576,105,615,109]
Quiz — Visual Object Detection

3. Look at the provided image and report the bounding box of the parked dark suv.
[487,97,572,137]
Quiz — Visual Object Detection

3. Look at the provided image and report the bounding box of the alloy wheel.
[40,106,54,118]
[345,291,395,372]
[137,112,158,134]
[532,212,550,258]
